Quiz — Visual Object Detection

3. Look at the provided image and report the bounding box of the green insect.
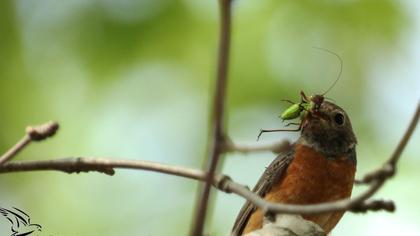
[280,91,324,121]
[257,48,342,140]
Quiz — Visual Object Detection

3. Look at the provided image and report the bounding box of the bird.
[0,207,42,236]
[232,101,357,235]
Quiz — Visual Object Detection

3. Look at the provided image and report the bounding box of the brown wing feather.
[231,148,295,235]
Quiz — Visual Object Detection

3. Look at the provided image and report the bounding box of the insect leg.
[300,91,309,102]
[281,99,296,105]
[257,125,302,141]
[285,122,301,127]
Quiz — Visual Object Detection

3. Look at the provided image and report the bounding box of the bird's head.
[300,101,357,158]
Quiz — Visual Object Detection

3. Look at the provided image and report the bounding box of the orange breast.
[243,144,356,234]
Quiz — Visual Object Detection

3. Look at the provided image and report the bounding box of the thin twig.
[0,121,59,166]
[219,178,394,215]
[0,157,394,214]
[0,157,205,179]
[360,101,420,184]
[0,136,31,166]
[190,0,233,235]
[388,101,420,166]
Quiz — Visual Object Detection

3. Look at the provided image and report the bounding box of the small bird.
[232,101,357,235]
[0,207,42,236]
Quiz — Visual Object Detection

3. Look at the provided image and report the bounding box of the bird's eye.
[334,112,345,126]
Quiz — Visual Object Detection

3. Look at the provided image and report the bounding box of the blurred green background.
[0,0,419,235]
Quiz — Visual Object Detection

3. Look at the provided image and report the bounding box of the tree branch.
[190,0,233,235]
[360,101,420,184]
[0,157,394,214]
[218,177,395,215]
[0,157,205,180]
[0,121,58,166]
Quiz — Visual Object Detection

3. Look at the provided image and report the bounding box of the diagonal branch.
[219,177,395,215]
[190,0,233,235]
[360,101,420,184]
[0,121,58,166]
[0,136,31,166]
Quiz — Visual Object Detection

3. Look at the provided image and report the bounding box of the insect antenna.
[312,47,343,96]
